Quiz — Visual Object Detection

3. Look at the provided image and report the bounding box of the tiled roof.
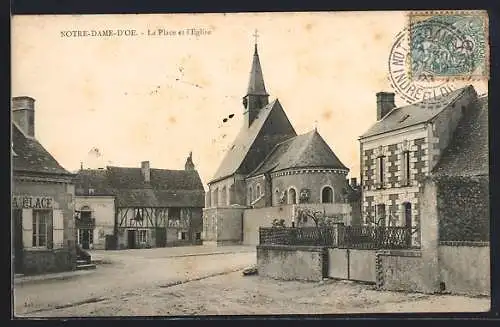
[74,166,205,207]
[249,129,349,177]
[360,86,473,138]
[12,122,73,176]
[210,99,296,182]
[432,95,488,178]
[74,169,113,195]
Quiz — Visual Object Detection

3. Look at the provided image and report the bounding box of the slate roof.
[12,122,73,176]
[75,166,205,208]
[247,45,269,96]
[360,86,473,138]
[248,129,349,177]
[210,99,296,182]
[432,95,488,178]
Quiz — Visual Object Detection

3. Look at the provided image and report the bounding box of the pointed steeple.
[247,43,269,96]
[185,151,195,171]
[242,30,270,127]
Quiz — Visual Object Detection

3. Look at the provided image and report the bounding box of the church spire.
[243,29,270,127]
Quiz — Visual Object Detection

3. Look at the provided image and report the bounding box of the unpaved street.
[20,271,490,316]
[14,246,256,316]
[14,245,490,317]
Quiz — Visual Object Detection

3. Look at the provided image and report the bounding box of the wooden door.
[155,227,167,247]
[127,230,136,249]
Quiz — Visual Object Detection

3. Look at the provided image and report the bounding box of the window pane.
[39,235,46,246]
[32,235,37,247]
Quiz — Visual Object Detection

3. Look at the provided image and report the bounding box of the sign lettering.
[12,196,53,209]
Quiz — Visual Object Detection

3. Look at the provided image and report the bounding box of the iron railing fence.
[259,225,414,250]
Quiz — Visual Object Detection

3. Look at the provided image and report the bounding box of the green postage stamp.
[408,10,489,81]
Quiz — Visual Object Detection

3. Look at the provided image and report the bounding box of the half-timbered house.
[74,154,205,249]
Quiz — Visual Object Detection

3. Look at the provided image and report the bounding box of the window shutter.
[22,209,33,248]
[374,157,380,187]
[53,209,65,249]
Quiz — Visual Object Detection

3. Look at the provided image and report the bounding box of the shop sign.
[12,195,53,209]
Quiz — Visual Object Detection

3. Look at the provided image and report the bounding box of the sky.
[11,12,487,189]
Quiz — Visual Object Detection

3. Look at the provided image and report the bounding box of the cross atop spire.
[253,29,259,45]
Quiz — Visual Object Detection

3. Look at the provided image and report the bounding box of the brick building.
[12,96,77,274]
[358,85,479,247]
[74,154,205,249]
[204,42,357,244]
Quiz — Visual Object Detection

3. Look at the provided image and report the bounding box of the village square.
[11,12,490,317]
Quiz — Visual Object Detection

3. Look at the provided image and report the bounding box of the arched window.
[275,189,280,205]
[321,186,334,203]
[212,188,219,207]
[256,184,261,198]
[288,187,297,204]
[248,186,253,205]
[220,186,227,206]
[79,206,92,220]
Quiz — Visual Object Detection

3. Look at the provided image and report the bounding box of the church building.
[203,39,356,245]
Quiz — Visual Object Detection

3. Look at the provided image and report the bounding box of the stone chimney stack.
[12,96,36,137]
[141,161,151,183]
[376,92,396,121]
[350,178,357,188]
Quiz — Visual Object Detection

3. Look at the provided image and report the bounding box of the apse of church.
[203,34,354,245]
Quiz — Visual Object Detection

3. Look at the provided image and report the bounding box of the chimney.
[141,161,150,183]
[12,96,36,137]
[376,92,396,121]
[350,178,357,188]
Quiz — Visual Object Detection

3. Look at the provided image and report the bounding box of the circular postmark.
[388,16,479,108]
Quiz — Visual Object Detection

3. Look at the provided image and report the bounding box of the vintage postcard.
[11,11,490,317]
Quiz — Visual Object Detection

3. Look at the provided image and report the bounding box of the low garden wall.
[257,244,326,281]
[438,242,490,296]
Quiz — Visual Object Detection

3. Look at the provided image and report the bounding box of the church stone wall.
[271,171,348,205]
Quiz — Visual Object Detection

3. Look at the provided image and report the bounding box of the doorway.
[13,209,23,273]
[403,202,412,247]
[127,230,136,249]
[155,227,167,247]
[376,204,386,226]
[78,229,93,250]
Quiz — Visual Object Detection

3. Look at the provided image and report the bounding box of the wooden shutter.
[22,209,33,248]
[374,157,380,187]
[53,209,65,249]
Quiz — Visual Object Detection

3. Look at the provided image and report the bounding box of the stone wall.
[439,243,490,296]
[377,250,431,292]
[202,207,245,245]
[242,205,295,245]
[257,245,325,281]
[23,248,76,275]
[272,171,348,205]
